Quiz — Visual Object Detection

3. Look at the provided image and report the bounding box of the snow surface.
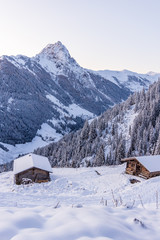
[13,153,52,174]
[1,165,160,239]
[8,97,14,104]
[0,134,62,165]
[46,94,94,118]
[68,104,94,118]
[37,123,62,142]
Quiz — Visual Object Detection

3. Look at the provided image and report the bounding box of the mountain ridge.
[0,41,160,164]
[0,42,130,144]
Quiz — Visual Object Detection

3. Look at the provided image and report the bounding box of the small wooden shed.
[13,153,52,185]
[122,155,160,179]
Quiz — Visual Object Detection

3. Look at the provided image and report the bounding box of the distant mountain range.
[97,69,160,92]
[0,41,160,164]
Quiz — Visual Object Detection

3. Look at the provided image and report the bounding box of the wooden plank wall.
[125,159,150,179]
[15,168,50,184]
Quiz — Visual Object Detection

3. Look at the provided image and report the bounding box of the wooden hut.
[13,153,52,185]
[121,155,160,179]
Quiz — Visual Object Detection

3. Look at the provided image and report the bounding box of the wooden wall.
[15,167,50,185]
[125,159,150,179]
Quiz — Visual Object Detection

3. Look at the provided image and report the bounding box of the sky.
[0,0,160,73]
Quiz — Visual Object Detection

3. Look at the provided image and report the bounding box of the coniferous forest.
[34,79,160,167]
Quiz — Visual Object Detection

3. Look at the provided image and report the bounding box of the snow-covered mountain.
[0,42,129,163]
[96,69,160,92]
[0,41,160,164]
[35,79,160,168]
[33,41,81,76]
[0,42,130,144]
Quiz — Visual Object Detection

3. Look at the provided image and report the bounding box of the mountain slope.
[35,80,160,167]
[96,69,160,92]
[0,41,160,164]
[0,42,130,146]
[33,41,130,114]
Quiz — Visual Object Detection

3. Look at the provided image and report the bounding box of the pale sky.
[0,0,160,73]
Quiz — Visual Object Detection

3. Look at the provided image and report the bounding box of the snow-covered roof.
[13,153,52,174]
[122,155,160,172]
[136,155,160,172]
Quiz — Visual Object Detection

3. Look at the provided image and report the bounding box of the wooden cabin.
[121,155,160,179]
[13,153,52,185]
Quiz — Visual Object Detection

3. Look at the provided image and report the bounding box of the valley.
[0,41,160,165]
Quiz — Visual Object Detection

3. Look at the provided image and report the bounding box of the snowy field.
[1,164,160,239]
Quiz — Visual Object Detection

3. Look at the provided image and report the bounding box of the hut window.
[131,163,135,167]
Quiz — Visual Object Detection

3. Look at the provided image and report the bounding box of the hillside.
[0,42,160,164]
[0,41,130,146]
[0,164,158,208]
[35,79,160,167]
[1,42,160,164]
[1,165,160,239]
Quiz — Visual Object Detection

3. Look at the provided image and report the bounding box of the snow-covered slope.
[0,41,160,164]
[97,69,160,92]
[0,41,131,164]
[36,79,160,168]
[33,41,81,77]
[1,165,160,240]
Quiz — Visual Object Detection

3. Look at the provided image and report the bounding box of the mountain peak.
[38,41,71,63]
[33,41,79,75]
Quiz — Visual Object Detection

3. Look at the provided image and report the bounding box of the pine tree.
[116,139,126,164]
[89,120,97,142]
[154,134,160,155]
[111,124,115,136]
[80,121,90,140]
[94,145,105,166]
